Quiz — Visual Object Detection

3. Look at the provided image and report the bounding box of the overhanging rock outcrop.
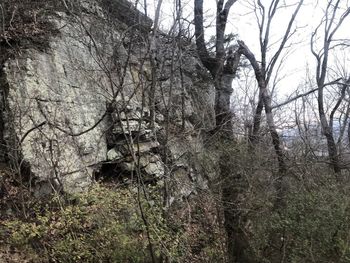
[0,0,215,198]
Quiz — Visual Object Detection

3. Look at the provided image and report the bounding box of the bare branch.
[266,0,304,83]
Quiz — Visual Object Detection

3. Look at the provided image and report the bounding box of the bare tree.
[194,0,241,131]
[193,1,254,262]
[237,0,304,203]
[311,0,350,174]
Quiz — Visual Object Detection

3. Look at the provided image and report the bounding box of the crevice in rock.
[94,162,124,183]
[95,161,159,186]
[101,100,166,185]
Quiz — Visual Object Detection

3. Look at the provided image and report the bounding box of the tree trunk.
[318,88,341,174]
[261,88,287,203]
[249,90,263,144]
[193,1,249,260]
[215,70,254,262]
[320,114,341,174]
[238,41,287,196]
[220,151,251,263]
[215,75,234,132]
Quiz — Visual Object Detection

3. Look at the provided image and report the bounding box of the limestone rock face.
[3,12,115,192]
[0,0,215,198]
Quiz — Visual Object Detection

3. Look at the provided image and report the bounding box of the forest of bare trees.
[0,0,350,262]
[192,0,350,261]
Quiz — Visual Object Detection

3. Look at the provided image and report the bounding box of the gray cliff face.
[0,0,215,199]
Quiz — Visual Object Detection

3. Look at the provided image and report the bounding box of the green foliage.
[5,139,350,262]
[198,138,350,262]
[1,184,185,262]
[251,182,350,263]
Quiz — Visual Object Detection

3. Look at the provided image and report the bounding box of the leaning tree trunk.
[261,87,287,207]
[318,84,341,174]
[319,109,341,174]
[249,91,264,144]
[238,41,287,199]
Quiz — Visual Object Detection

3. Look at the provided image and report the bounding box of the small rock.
[155,113,165,122]
[107,148,124,161]
[144,161,164,176]
[118,141,160,155]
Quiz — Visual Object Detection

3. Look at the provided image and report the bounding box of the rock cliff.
[0,0,215,200]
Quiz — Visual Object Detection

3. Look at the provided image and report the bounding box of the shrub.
[251,182,350,263]
[1,184,182,262]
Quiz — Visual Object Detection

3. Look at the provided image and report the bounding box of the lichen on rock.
[0,0,215,199]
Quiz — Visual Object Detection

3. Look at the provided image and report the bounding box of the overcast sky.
[139,0,350,102]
